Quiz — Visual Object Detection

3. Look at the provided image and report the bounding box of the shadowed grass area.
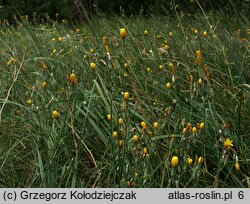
[0,11,249,187]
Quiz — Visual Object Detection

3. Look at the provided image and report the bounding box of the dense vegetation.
[0,0,249,21]
[0,1,249,188]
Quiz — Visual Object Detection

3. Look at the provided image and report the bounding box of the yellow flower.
[26,99,32,105]
[192,127,197,133]
[42,81,47,88]
[169,31,173,37]
[224,138,233,149]
[51,49,57,55]
[141,121,147,129]
[235,162,240,171]
[143,147,148,154]
[146,67,151,72]
[203,31,207,37]
[124,63,128,68]
[159,65,163,70]
[182,128,187,134]
[153,122,159,129]
[68,73,77,84]
[58,37,63,42]
[50,38,56,43]
[187,158,193,165]
[144,30,149,35]
[171,156,179,167]
[168,62,174,72]
[90,62,96,70]
[200,122,205,129]
[196,50,202,65]
[52,110,59,119]
[90,48,94,53]
[123,92,129,101]
[119,140,124,148]
[132,135,139,143]
[166,82,171,89]
[120,28,127,39]
[198,156,204,164]
[107,114,112,121]
[112,131,118,138]
[118,118,124,125]
[198,78,202,85]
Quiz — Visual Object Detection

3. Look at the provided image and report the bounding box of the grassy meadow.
[0,10,250,188]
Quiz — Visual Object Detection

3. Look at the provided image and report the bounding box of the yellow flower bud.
[58,37,63,42]
[171,156,179,167]
[123,92,129,101]
[192,127,197,133]
[132,135,139,143]
[198,78,202,85]
[118,118,124,125]
[69,73,76,84]
[187,158,193,165]
[153,122,159,129]
[90,62,96,70]
[198,156,204,164]
[52,110,59,119]
[112,131,118,138]
[120,28,127,39]
[26,99,32,105]
[141,121,147,128]
[166,82,171,89]
[235,162,240,171]
[107,114,112,121]
[144,30,149,35]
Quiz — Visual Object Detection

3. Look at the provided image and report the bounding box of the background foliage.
[0,0,249,21]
